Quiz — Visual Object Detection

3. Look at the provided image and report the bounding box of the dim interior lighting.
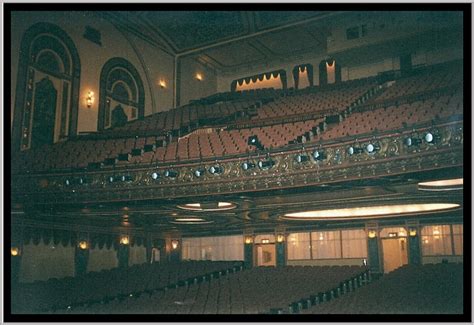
[409,229,417,237]
[171,240,179,250]
[277,234,285,243]
[175,218,205,222]
[418,178,463,191]
[366,142,381,154]
[404,136,422,147]
[86,91,94,108]
[282,203,460,220]
[108,176,115,183]
[258,159,275,170]
[177,202,236,211]
[312,149,326,161]
[209,165,224,175]
[164,170,179,178]
[388,232,397,238]
[295,154,310,163]
[65,179,71,186]
[347,145,364,155]
[245,236,253,244]
[151,172,160,180]
[195,73,203,81]
[241,161,256,170]
[159,79,167,89]
[120,235,130,245]
[261,238,270,244]
[120,175,133,182]
[194,168,206,178]
[368,230,377,239]
[78,240,88,250]
[11,247,20,256]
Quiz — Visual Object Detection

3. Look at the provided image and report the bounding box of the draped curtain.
[182,235,244,261]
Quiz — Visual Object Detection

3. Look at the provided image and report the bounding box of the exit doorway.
[256,244,276,267]
[381,237,408,273]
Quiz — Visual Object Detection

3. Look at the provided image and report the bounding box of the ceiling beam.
[176,11,347,58]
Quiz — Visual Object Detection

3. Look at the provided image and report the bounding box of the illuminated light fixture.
[108,176,116,183]
[120,175,133,182]
[248,135,264,150]
[424,131,440,144]
[388,232,397,238]
[282,203,460,220]
[11,247,20,256]
[258,159,275,170]
[177,202,236,211]
[159,79,167,89]
[295,154,310,163]
[277,234,285,243]
[209,165,224,175]
[409,229,417,237]
[312,149,326,161]
[78,177,88,185]
[86,91,94,108]
[245,236,253,244]
[151,172,160,180]
[65,179,71,186]
[195,73,203,81]
[241,161,256,171]
[347,145,364,155]
[194,168,206,178]
[366,142,381,154]
[418,178,463,191]
[164,170,179,178]
[404,136,422,147]
[171,240,179,250]
[368,230,377,239]
[261,239,270,244]
[120,235,130,245]
[78,240,89,250]
[169,217,214,225]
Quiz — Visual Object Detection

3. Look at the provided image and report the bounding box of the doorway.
[382,237,408,273]
[256,244,276,267]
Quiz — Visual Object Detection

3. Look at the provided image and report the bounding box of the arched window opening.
[98,58,144,131]
[13,23,80,151]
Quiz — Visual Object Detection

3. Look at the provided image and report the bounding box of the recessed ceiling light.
[282,203,460,220]
[418,178,463,191]
[177,202,236,211]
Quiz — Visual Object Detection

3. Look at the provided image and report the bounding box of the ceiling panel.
[256,27,325,56]
[202,41,267,68]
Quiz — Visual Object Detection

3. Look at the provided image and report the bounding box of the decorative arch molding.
[98,57,145,131]
[12,22,81,151]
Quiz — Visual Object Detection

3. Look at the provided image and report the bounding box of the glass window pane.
[287,232,311,260]
[421,225,452,256]
[341,229,368,258]
[452,224,463,255]
[311,231,341,259]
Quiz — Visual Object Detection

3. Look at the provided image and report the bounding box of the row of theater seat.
[51,265,367,314]
[372,62,463,103]
[317,88,463,141]
[12,260,242,313]
[255,78,376,119]
[300,263,463,314]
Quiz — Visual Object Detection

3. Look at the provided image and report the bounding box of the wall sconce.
[195,73,203,81]
[120,235,130,245]
[277,234,285,243]
[244,236,253,244]
[78,240,89,250]
[409,229,417,237]
[171,239,179,250]
[368,230,377,239]
[11,247,20,256]
[159,79,167,89]
[86,91,94,108]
